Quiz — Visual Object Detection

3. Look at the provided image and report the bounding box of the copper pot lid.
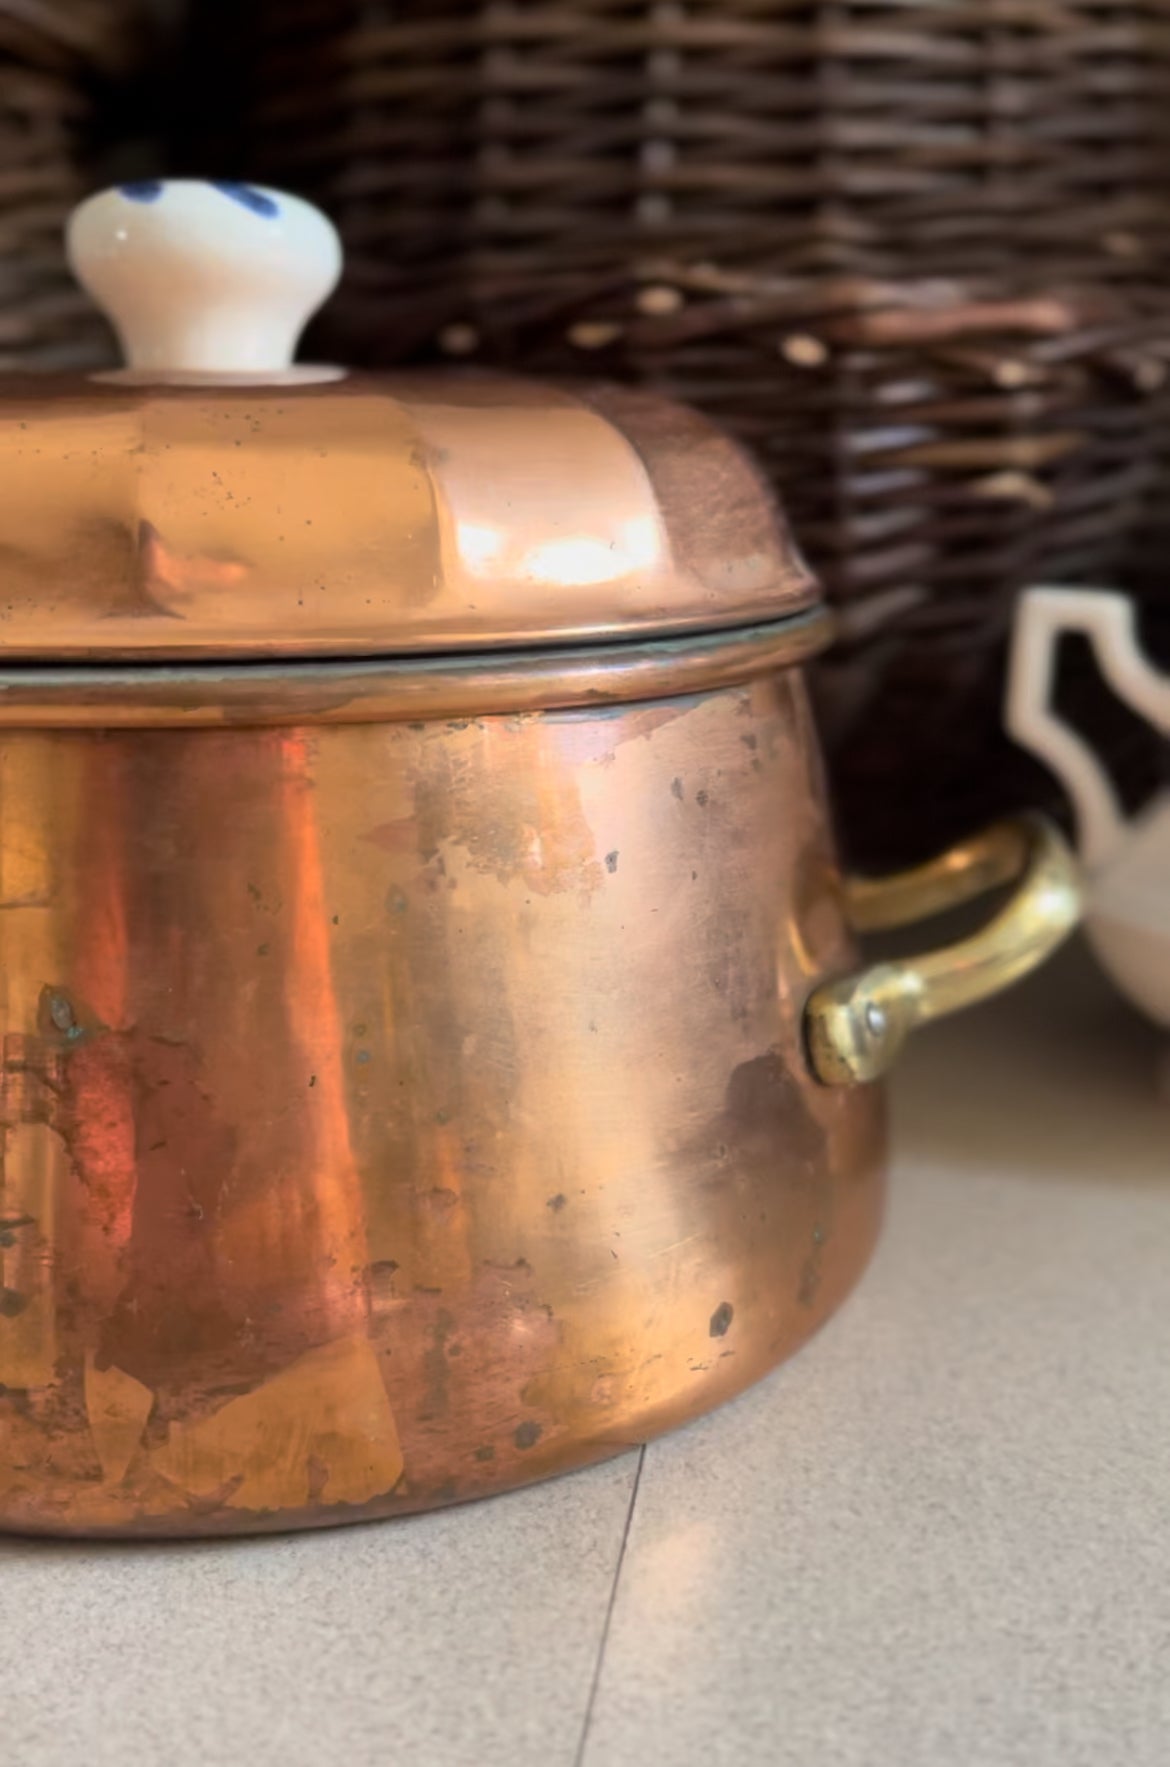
[0,181,819,661]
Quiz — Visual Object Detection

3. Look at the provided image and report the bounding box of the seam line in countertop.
[573,1444,647,1767]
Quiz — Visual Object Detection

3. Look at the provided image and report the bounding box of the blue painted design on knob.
[120,181,164,202]
[210,181,280,218]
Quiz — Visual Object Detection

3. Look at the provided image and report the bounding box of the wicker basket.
[0,0,145,371]
[212,0,1170,860]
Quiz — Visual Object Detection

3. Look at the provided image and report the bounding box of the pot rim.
[0,609,833,729]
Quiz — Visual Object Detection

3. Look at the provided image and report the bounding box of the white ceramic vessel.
[1007,588,1169,1075]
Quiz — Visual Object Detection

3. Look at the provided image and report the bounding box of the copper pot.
[0,183,1079,1537]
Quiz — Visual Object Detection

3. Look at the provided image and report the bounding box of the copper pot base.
[0,672,885,1538]
[0,1186,883,1540]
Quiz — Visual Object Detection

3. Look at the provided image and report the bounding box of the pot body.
[0,667,883,1536]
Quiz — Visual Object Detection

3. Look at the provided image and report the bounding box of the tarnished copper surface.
[0,374,817,660]
[0,671,884,1536]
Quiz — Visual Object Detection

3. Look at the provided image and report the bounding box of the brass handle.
[805,814,1082,1086]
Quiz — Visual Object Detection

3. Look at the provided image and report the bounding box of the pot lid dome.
[0,181,819,660]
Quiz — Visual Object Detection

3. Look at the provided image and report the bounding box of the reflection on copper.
[0,1123,65,1391]
[84,1352,153,1484]
[272,729,369,1345]
[455,520,505,576]
[138,521,248,604]
[522,516,660,588]
[68,742,136,1270]
[152,1335,403,1512]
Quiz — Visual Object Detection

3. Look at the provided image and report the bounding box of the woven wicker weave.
[219,0,1170,860]
[0,0,144,371]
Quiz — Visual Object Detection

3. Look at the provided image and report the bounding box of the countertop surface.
[2,945,1166,1767]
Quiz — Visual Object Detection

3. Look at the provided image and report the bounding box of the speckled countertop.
[3,944,1166,1767]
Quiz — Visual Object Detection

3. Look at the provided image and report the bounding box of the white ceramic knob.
[66,179,343,382]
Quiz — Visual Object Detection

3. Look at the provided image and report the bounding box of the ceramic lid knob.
[66,180,343,379]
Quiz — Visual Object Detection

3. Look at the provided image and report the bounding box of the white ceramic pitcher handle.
[1006,588,1169,870]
